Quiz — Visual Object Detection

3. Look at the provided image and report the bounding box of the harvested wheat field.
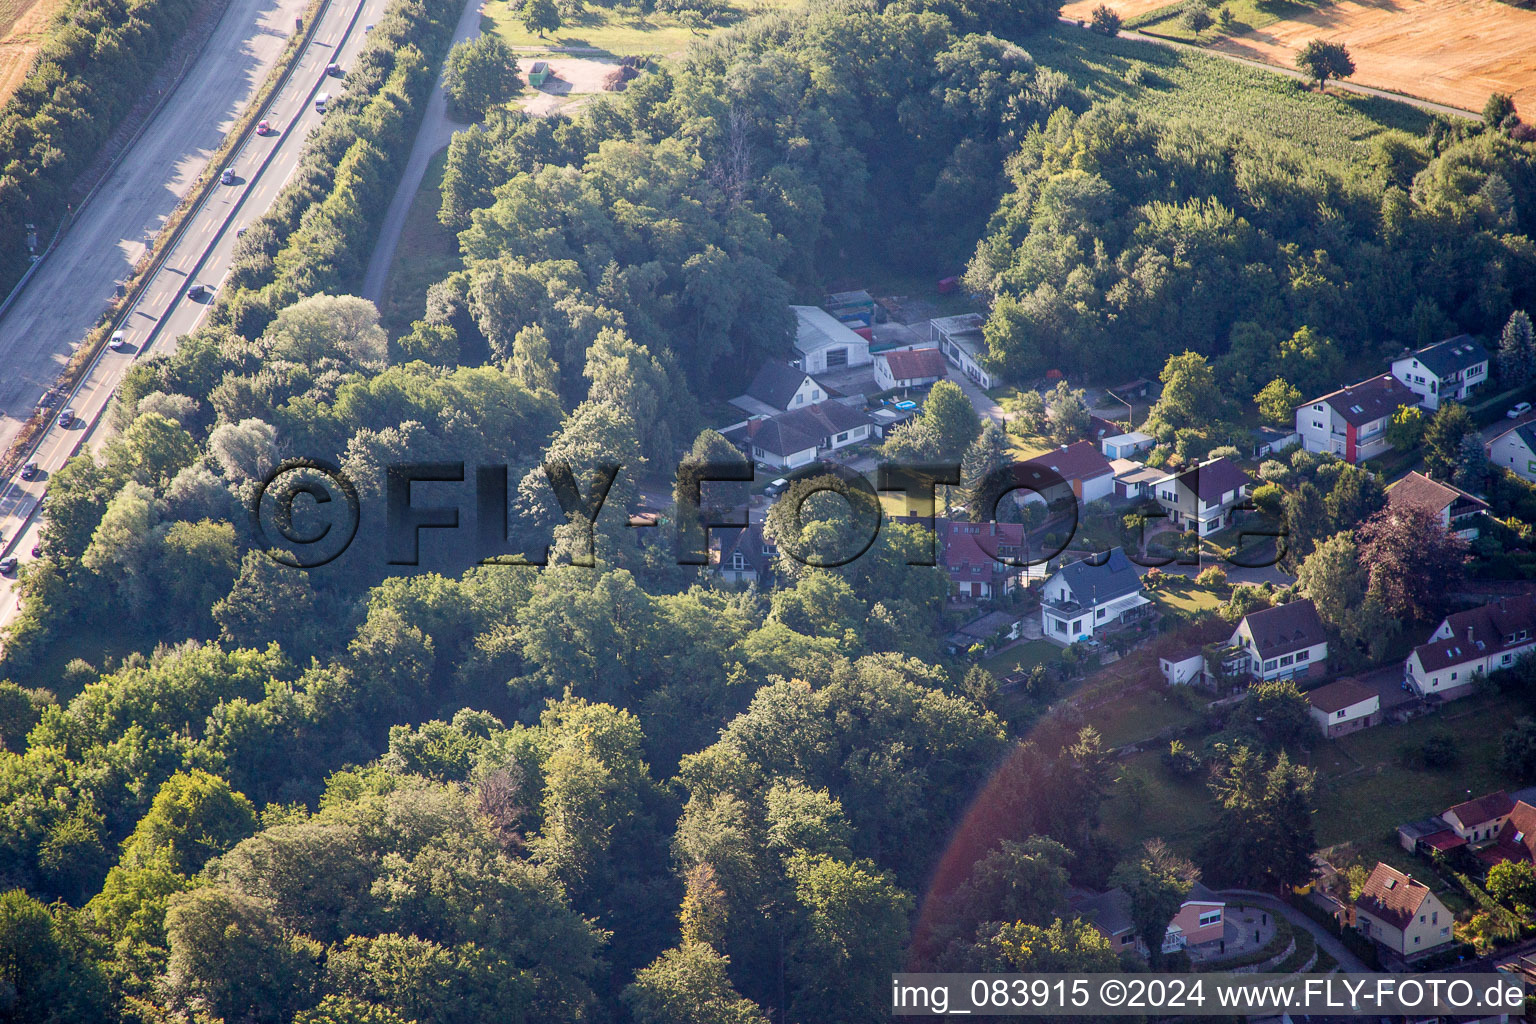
[1213,0,1536,115]
[1062,0,1180,21]
[0,0,67,107]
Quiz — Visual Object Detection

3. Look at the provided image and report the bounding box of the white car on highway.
[108,329,126,350]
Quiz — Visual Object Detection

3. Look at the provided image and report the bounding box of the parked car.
[1509,401,1533,419]
[0,557,16,575]
[58,408,75,428]
[20,461,38,480]
[256,119,272,135]
[220,168,236,185]
[109,329,126,350]
[764,478,789,498]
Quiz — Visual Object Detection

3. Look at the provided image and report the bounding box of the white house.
[1101,432,1155,460]
[1405,597,1536,700]
[1018,441,1115,506]
[791,305,871,373]
[929,313,997,388]
[1160,652,1206,686]
[1390,334,1490,410]
[730,362,828,417]
[1295,374,1418,464]
[1306,678,1381,739]
[1228,600,1329,683]
[1111,459,1164,500]
[740,400,873,470]
[873,347,946,391]
[1487,421,1536,484]
[1151,457,1252,536]
[1039,547,1151,643]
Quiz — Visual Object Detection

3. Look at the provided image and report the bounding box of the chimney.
[1468,626,1474,644]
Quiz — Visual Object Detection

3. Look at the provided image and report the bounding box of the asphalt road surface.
[0,0,309,458]
[0,0,392,636]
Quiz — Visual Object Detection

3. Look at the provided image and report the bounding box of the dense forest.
[2,0,1536,1018]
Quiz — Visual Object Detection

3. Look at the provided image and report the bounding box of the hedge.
[0,0,204,293]
[214,0,461,337]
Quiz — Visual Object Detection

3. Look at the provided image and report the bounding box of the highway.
[0,0,394,635]
[0,0,309,458]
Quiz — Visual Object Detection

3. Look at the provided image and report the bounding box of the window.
[1264,660,1277,671]
[1441,927,1450,936]
[1280,655,1294,666]
[1336,710,1346,719]
[1198,910,1221,927]
[1297,650,1309,662]
[1121,935,1133,945]
[1097,608,1106,620]
[1414,935,1421,945]
[1451,672,1458,680]
[1431,911,1438,925]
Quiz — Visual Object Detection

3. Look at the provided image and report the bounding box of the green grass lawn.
[1132,0,1325,42]
[1151,581,1226,618]
[1101,748,1218,856]
[1087,685,1206,748]
[1031,24,1434,166]
[379,147,458,340]
[981,638,1057,678]
[482,0,801,56]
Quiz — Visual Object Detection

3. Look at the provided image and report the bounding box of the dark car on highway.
[0,557,17,575]
[58,408,75,428]
[189,284,208,301]
[21,461,38,479]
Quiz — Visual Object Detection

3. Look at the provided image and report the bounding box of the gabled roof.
[1301,374,1418,427]
[745,401,871,456]
[1482,801,1536,866]
[1444,790,1515,831]
[1072,887,1134,936]
[1354,862,1432,930]
[715,523,773,574]
[792,305,869,355]
[1417,597,1536,671]
[1486,421,1536,456]
[1399,334,1490,379]
[744,362,815,410]
[943,520,1027,580]
[1022,440,1114,484]
[1087,416,1123,441]
[1051,547,1142,606]
[1305,678,1378,714]
[879,347,946,381]
[1161,457,1252,503]
[1237,600,1326,658]
[1387,471,1488,518]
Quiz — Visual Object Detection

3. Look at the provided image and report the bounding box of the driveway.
[1350,661,1419,713]
[951,369,1004,426]
[1218,889,1371,972]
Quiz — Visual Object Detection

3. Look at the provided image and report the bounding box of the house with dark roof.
[711,524,777,586]
[1391,334,1491,410]
[1405,597,1536,700]
[1442,791,1515,844]
[1305,678,1380,739]
[1039,547,1150,643]
[1249,425,1301,460]
[1352,862,1452,959]
[873,347,946,391]
[1074,882,1225,959]
[1386,470,1488,540]
[1476,800,1536,868]
[730,362,830,417]
[1228,600,1329,683]
[1486,420,1536,485]
[1017,441,1115,506]
[739,400,874,471]
[1295,374,1419,464]
[1151,457,1253,536]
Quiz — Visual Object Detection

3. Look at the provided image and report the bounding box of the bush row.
[0,0,203,293]
[214,0,461,338]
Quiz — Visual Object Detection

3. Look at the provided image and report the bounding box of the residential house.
[1227,600,1329,683]
[1305,678,1381,739]
[1074,883,1225,958]
[943,520,1032,601]
[1295,374,1419,464]
[712,524,777,586]
[1151,457,1252,536]
[791,305,871,373]
[1476,800,1536,868]
[1405,597,1536,700]
[1442,791,1515,845]
[1352,863,1453,960]
[930,313,997,388]
[873,347,946,392]
[740,400,874,470]
[1250,425,1301,460]
[1102,432,1155,460]
[1391,334,1491,410]
[1039,547,1151,643]
[1386,471,1488,540]
[945,610,1026,654]
[1160,652,1206,686]
[1486,421,1536,485]
[730,362,829,417]
[1111,459,1164,500]
[1018,441,1115,506]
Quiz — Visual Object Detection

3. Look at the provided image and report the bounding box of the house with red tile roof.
[1442,791,1515,844]
[1305,678,1380,739]
[1352,862,1452,959]
[1017,441,1115,506]
[1386,471,1488,540]
[873,347,946,391]
[941,520,1031,601]
[1476,800,1536,868]
[1405,597,1536,701]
